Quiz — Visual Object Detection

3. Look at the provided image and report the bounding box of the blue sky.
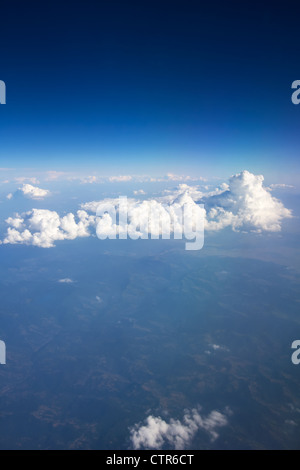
[0,1,300,182]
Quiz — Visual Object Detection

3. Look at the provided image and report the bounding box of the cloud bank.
[1,171,292,248]
[82,170,292,236]
[130,407,230,450]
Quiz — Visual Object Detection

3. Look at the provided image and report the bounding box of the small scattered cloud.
[6,193,13,200]
[209,344,229,352]
[58,278,75,284]
[133,190,146,195]
[130,407,230,450]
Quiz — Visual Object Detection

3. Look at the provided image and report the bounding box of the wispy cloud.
[165,173,206,182]
[45,171,66,181]
[133,189,146,195]
[269,183,294,190]
[80,176,98,184]
[109,175,132,182]
[14,177,40,185]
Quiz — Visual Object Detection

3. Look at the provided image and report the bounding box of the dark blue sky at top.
[0,0,300,179]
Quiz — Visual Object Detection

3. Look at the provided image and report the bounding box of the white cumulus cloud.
[159,172,291,233]
[13,184,51,200]
[2,209,96,248]
[130,407,230,450]
[203,170,292,232]
[79,170,292,246]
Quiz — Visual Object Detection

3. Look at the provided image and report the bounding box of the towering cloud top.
[204,170,292,232]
